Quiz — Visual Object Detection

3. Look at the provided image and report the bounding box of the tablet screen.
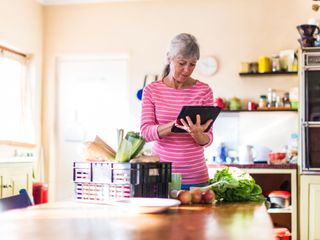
[171,106,221,133]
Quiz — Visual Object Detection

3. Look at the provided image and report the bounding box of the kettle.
[238,145,255,164]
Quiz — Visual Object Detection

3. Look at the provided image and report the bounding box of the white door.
[55,56,130,201]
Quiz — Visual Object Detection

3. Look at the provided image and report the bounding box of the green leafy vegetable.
[115,131,145,162]
[125,132,145,159]
[208,167,265,202]
[115,139,133,162]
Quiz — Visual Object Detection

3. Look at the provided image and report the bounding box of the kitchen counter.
[207,163,298,240]
[0,157,34,163]
[0,200,274,240]
[208,163,297,169]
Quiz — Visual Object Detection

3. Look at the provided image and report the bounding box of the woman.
[140,33,214,190]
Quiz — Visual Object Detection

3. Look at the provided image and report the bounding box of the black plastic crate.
[132,183,169,198]
[130,162,171,184]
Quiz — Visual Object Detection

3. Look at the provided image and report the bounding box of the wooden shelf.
[0,140,36,148]
[268,208,292,214]
[239,71,298,76]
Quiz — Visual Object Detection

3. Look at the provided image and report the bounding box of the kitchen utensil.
[253,145,271,163]
[296,24,320,38]
[268,152,287,165]
[298,37,316,47]
[268,190,291,208]
[136,74,158,101]
[136,75,148,101]
[238,145,254,164]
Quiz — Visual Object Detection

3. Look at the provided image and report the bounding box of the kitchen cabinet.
[299,175,320,240]
[0,160,33,198]
[208,164,297,240]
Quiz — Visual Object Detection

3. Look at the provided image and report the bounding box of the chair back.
[0,189,33,212]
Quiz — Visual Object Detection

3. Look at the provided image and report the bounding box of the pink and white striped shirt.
[140,79,214,184]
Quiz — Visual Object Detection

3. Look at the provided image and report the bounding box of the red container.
[32,182,48,205]
[273,228,291,240]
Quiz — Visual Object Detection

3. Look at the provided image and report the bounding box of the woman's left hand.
[176,114,212,145]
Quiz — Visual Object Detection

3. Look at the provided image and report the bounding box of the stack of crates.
[73,161,171,203]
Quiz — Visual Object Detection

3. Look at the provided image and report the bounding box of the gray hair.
[162,33,200,78]
[167,33,200,60]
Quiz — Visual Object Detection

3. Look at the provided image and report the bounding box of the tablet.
[171,106,221,133]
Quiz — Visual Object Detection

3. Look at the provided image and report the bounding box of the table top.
[0,200,274,240]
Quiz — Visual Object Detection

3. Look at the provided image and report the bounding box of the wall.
[42,0,318,199]
[0,0,43,177]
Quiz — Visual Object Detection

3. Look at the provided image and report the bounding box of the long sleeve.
[140,85,161,142]
[202,87,214,147]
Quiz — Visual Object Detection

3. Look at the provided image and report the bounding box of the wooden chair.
[0,189,33,212]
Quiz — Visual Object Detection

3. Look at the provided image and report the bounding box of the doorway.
[55,55,130,200]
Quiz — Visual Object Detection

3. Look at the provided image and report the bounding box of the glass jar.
[259,95,267,108]
[271,55,281,72]
[249,62,258,73]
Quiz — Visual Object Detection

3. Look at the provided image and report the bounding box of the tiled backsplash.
[205,111,299,162]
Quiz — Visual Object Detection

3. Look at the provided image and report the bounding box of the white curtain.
[0,47,35,144]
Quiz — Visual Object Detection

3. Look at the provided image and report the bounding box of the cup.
[170,173,182,191]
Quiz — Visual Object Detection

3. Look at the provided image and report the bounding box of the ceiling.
[37,0,161,5]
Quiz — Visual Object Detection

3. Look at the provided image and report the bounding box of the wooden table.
[0,200,274,240]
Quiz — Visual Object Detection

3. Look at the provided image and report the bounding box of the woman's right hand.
[157,120,176,138]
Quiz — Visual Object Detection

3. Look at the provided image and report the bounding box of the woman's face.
[169,56,197,82]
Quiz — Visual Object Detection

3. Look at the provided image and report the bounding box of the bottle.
[259,95,267,108]
[267,88,275,108]
[271,55,280,72]
[288,133,299,163]
[283,92,291,108]
[292,55,298,71]
[217,143,227,163]
[275,96,283,108]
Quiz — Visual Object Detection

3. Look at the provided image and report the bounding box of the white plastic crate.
[73,162,131,184]
[75,182,131,202]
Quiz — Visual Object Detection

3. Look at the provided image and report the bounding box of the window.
[0,46,35,145]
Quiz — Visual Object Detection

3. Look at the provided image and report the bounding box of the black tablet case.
[171,106,221,133]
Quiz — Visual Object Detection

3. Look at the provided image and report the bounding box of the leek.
[115,131,145,162]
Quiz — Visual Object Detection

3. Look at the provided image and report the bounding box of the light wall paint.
[0,0,44,179]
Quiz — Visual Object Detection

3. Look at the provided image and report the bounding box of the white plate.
[107,197,181,214]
